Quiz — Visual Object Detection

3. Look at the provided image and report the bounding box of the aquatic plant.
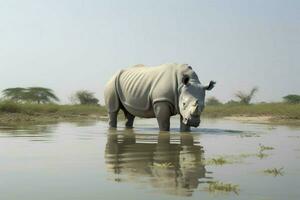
[207,181,239,194]
[256,152,269,159]
[238,153,256,158]
[263,167,284,176]
[206,153,259,165]
[206,157,228,165]
[259,144,274,151]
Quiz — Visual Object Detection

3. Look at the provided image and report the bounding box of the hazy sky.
[0,0,299,104]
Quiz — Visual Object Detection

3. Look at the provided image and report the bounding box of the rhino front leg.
[108,111,119,128]
[153,102,171,131]
[180,116,191,132]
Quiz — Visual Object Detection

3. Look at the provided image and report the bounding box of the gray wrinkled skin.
[104,63,215,131]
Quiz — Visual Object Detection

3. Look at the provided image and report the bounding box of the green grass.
[203,103,300,120]
[263,167,284,176]
[1,101,300,125]
[0,101,106,115]
[0,101,107,125]
[206,181,239,194]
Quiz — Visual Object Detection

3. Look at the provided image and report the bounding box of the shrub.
[0,101,21,113]
[206,96,222,106]
[225,100,240,105]
[71,90,99,105]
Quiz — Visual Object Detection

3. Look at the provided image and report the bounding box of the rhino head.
[179,75,215,127]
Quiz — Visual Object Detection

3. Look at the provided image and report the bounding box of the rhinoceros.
[104,63,215,131]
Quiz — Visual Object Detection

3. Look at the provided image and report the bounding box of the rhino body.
[104,63,215,131]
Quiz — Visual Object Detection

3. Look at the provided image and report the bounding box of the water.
[0,118,299,200]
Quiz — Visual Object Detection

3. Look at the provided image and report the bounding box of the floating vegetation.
[206,153,258,165]
[267,126,276,130]
[153,162,174,168]
[256,152,269,159]
[263,167,284,176]
[259,144,274,151]
[238,153,256,158]
[240,133,260,138]
[206,157,228,165]
[206,181,239,194]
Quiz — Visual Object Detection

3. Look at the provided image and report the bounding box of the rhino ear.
[182,75,190,85]
[204,81,216,90]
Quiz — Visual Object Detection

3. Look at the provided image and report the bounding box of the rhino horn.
[204,81,216,91]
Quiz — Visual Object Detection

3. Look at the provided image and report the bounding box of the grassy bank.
[0,101,107,125]
[1,101,300,125]
[203,103,300,124]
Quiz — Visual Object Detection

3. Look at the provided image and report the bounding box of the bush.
[283,94,300,104]
[0,101,21,113]
[206,96,222,106]
[71,90,99,105]
[225,100,240,105]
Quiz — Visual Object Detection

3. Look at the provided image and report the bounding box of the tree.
[1,87,59,104]
[235,87,258,104]
[73,90,99,105]
[2,87,27,102]
[26,87,59,104]
[206,96,222,106]
[283,94,300,104]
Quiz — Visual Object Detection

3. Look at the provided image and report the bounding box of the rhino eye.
[183,102,186,106]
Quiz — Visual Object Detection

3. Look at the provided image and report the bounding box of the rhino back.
[116,64,180,116]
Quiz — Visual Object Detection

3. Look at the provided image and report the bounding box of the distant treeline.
[206,87,300,105]
[1,86,300,106]
[0,86,299,124]
[1,87,100,105]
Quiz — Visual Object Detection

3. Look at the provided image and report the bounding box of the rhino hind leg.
[122,109,135,128]
[153,102,171,131]
[108,111,119,128]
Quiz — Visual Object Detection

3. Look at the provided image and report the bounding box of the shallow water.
[0,118,299,200]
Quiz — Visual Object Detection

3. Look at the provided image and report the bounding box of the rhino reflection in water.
[105,130,206,196]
